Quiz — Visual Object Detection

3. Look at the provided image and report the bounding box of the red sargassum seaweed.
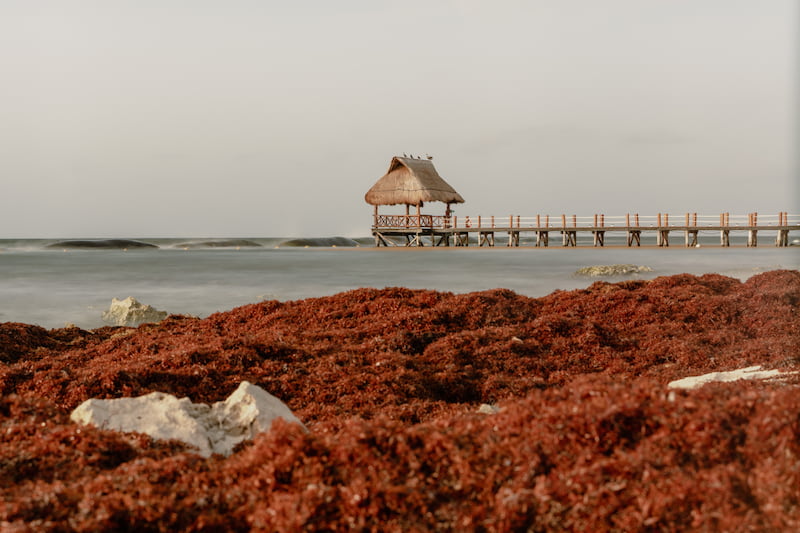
[0,270,799,530]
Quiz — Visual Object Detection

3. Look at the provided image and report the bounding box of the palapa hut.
[364,155,465,246]
[365,155,464,220]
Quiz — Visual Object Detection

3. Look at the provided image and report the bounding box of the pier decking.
[372,212,800,248]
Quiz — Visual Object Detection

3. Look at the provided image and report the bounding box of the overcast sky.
[1,1,797,238]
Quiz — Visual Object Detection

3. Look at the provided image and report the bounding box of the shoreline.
[2,270,800,529]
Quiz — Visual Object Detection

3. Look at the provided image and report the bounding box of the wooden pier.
[372,212,800,248]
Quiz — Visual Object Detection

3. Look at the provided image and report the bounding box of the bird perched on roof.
[426,154,433,160]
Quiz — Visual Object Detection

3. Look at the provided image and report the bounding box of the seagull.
[402,153,407,157]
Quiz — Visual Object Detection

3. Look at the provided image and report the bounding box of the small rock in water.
[575,264,653,277]
[102,296,168,327]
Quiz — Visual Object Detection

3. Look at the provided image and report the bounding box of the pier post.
[684,212,698,247]
[656,213,661,246]
[684,213,689,247]
[776,211,789,246]
[560,214,577,247]
[536,215,549,247]
[720,213,730,246]
[592,214,605,246]
[747,212,758,247]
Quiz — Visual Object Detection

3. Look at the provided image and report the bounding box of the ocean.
[1,236,798,330]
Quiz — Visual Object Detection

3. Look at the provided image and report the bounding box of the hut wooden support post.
[479,231,495,247]
[405,233,424,247]
[373,231,393,247]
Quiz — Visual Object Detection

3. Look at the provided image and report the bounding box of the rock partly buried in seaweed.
[46,239,158,249]
[280,236,360,247]
[101,297,168,327]
[668,366,798,390]
[173,239,262,249]
[70,381,304,457]
[575,264,653,277]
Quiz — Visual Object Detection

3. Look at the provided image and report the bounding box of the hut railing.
[374,214,447,229]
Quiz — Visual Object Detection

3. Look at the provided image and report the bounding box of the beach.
[1,263,800,530]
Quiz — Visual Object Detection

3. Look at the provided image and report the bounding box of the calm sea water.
[1,237,798,329]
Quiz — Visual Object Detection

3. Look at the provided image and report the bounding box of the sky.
[1,1,797,238]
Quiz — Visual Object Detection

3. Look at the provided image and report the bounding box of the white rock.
[667,365,797,390]
[477,403,499,414]
[102,296,168,327]
[574,264,653,277]
[70,381,304,457]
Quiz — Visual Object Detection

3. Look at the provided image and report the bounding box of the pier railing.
[440,213,799,229]
[372,212,800,247]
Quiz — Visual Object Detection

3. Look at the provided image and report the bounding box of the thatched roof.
[364,156,465,206]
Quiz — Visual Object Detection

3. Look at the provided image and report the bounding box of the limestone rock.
[668,365,798,390]
[102,296,167,327]
[575,264,653,277]
[477,403,499,414]
[70,381,304,457]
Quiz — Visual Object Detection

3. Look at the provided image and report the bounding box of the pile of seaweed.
[1,270,799,530]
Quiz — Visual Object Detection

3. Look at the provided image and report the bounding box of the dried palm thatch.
[365,157,465,206]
